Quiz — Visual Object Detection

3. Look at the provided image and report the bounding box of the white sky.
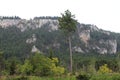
[0,0,120,33]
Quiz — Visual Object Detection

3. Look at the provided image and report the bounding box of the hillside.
[0,16,120,58]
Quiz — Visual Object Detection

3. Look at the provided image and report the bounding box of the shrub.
[6,76,28,80]
[76,74,90,80]
[98,64,112,74]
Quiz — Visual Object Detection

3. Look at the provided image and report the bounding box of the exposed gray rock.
[31,45,40,53]
[78,30,90,44]
[101,31,110,35]
[0,19,20,28]
[98,48,108,54]
[33,19,58,31]
[90,25,99,31]
[26,34,36,44]
[107,40,117,54]
[73,46,84,53]
[98,39,117,54]
[0,18,58,32]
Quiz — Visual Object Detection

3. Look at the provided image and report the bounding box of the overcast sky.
[0,0,120,32]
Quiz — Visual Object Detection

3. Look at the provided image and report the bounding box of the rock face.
[26,34,36,44]
[0,17,58,32]
[90,25,99,31]
[97,40,117,54]
[31,45,40,53]
[0,19,20,28]
[0,16,119,54]
[73,46,84,53]
[33,18,58,31]
[76,24,118,54]
[107,40,117,54]
[78,30,90,44]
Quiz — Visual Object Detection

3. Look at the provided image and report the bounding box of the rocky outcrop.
[0,16,118,54]
[79,30,90,44]
[106,40,117,54]
[31,45,40,53]
[98,48,108,54]
[98,39,117,54]
[90,25,99,31]
[26,34,36,44]
[0,17,58,32]
[0,19,21,28]
[33,19,58,31]
[73,46,84,53]
[76,23,118,54]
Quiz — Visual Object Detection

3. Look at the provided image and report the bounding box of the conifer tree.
[58,10,77,73]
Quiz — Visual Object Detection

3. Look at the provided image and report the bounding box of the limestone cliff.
[0,16,119,54]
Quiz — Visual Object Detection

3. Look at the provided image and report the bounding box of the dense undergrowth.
[1,73,120,80]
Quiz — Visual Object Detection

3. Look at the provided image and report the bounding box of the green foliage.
[95,59,119,72]
[90,31,114,40]
[20,60,33,75]
[1,70,9,76]
[5,57,21,75]
[4,76,76,80]
[30,53,52,76]
[0,51,5,75]
[76,74,90,80]
[0,52,65,76]
[0,27,32,59]
[30,53,65,76]
[58,10,77,35]
[98,64,112,74]
[90,73,120,80]
[1,74,120,80]
[58,10,77,73]
[50,58,65,76]
[5,76,28,80]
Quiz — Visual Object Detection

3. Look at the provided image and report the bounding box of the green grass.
[29,76,76,80]
[90,73,120,80]
[0,76,76,80]
[1,73,120,80]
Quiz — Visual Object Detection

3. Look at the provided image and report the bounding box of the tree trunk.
[68,36,72,73]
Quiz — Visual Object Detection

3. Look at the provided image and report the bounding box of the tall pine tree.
[58,10,77,73]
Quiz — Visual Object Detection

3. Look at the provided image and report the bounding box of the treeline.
[0,16,21,19]
[0,51,64,76]
[1,50,120,77]
[72,53,120,74]
[34,16,59,20]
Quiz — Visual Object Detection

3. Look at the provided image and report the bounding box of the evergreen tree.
[58,10,77,73]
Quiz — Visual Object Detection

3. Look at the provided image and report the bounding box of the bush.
[6,76,28,80]
[16,76,28,80]
[76,74,90,80]
[98,64,112,74]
